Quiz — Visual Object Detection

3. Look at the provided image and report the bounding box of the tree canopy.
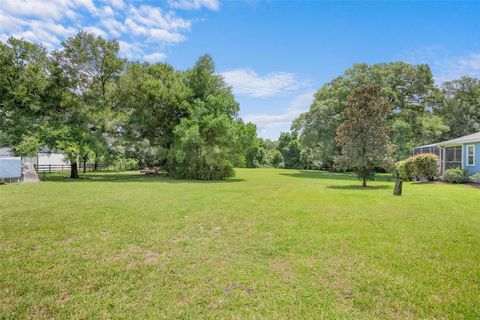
[1,32,480,180]
[0,33,258,180]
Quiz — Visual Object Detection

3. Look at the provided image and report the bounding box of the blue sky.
[1,1,480,139]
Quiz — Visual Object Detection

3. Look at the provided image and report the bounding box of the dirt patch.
[224,283,254,295]
[112,245,161,269]
[271,259,297,282]
[112,244,143,261]
[144,251,159,264]
[57,291,70,302]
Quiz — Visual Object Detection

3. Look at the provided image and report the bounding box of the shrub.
[270,150,284,168]
[396,153,438,181]
[412,153,438,180]
[115,158,139,170]
[443,168,467,183]
[469,173,480,183]
[395,158,415,181]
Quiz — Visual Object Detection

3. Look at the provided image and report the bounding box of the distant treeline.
[1,32,479,179]
[0,32,258,179]
[266,63,480,171]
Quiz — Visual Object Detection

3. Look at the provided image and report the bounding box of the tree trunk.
[70,162,79,179]
[362,177,367,187]
[94,152,99,171]
[393,179,403,196]
[82,155,89,174]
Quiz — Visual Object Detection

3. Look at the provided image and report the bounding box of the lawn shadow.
[41,172,244,184]
[326,185,391,190]
[280,170,394,183]
[279,170,358,181]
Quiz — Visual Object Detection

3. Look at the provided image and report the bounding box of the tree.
[47,32,125,178]
[270,150,284,168]
[294,62,444,166]
[335,85,394,187]
[166,55,241,179]
[0,38,51,154]
[435,77,480,139]
[277,131,302,168]
[119,62,190,158]
[233,121,259,168]
[167,98,237,179]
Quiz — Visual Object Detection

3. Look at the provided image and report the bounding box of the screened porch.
[412,144,462,175]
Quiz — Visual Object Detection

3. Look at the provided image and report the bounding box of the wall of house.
[37,152,69,166]
[0,147,38,163]
[462,142,480,176]
[0,148,12,157]
[0,148,68,165]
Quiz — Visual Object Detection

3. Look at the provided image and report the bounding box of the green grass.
[1,168,479,319]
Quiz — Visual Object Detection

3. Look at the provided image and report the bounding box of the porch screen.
[413,146,440,156]
[443,146,462,169]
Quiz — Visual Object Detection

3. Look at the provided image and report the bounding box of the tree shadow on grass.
[326,185,391,190]
[280,170,394,183]
[41,172,244,184]
[279,170,358,181]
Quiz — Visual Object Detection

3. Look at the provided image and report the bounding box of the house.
[414,132,480,176]
[0,147,70,169]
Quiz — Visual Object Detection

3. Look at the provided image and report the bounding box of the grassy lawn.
[1,168,479,319]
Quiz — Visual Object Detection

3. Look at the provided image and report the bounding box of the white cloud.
[458,53,480,72]
[124,15,186,43]
[72,0,99,14]
[128,5,191,31]
[402,47,480,84]
[101,6,115,16]
[168,0,220,11]
[0,0,73,21]
[244,90,315,134]
[222,68,305,98]
[100,18,125,37]
[83,26,108,38]
[105,0,125,9]
[0,0,210,62]
[118,40,143,59]
[0,12,27,33]
[144,52,167,62]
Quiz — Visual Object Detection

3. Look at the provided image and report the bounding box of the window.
[467,145,475,166]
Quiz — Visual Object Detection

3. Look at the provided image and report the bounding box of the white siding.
[37,153,69,166]
[0,147,12,157]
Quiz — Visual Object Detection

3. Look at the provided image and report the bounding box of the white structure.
[0,148,69,167]
[0,157,22,180]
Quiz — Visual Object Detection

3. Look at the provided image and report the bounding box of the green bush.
[270,150,284,168]
[396,153,438,181]
[412,153,438,180]
[443,168,467,183]
[469,173,480,183]
[395,158,415,181]
[115,158,139,170]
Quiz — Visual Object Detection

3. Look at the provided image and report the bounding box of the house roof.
[413,143,439,149]
[438,131,480,146]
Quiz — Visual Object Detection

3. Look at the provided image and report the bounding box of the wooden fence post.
[49,164,51,173]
